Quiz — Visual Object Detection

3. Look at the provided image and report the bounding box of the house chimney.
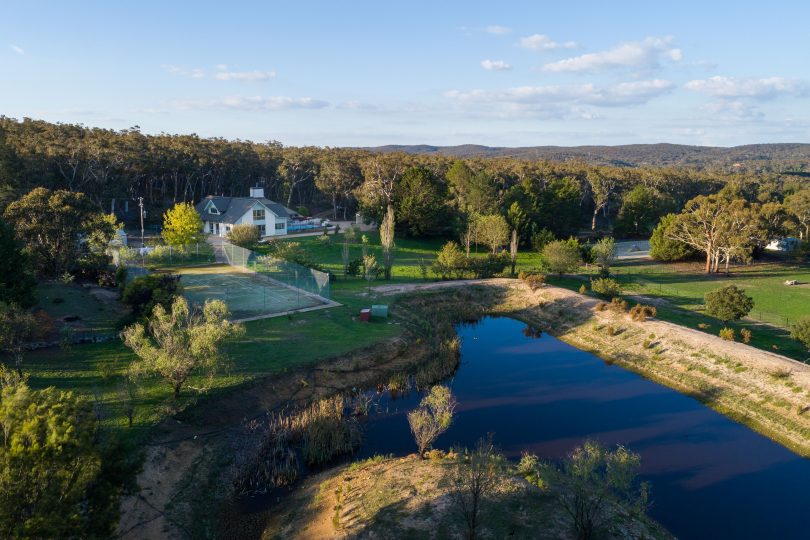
[249,186,265,198]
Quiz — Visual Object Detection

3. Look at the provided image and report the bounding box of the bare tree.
[449,435,501,540]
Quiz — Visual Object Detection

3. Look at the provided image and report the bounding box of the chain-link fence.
[220,242,331,300]
[112,242,216,268]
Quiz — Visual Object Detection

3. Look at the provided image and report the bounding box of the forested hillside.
[366,143,810,170]
[0,116,807,240]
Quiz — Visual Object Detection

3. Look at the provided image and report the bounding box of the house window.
[253,208,265,221]
[208,206,219,214]
[275,222,285,230]
[257,224,266,236]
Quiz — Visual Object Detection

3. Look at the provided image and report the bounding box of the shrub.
[791,316,810,353]
[465,253,510,279]
[522,273,546,291]
[595,301,608,312]
[608,297,628,313]
[740,328,752,344]
[346,257,363,277]
[531,228,556,252]
[591,237,617,275]
[590,277,621,298]
[121,273,182,319]
[704,285,754,325]
[578,284,587,294]
[629,304,657,321]
[114,266,128,290]
[698,322,710,330]
[606,325,618,336]
[432,241,466,279]
[642,339,653,349]
[542,239,581,275]
[227,223,261,248]
[407,385,457,457]
[719,327,735,341]
[316,233,331,244]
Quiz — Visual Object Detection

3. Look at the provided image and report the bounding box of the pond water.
[355,316,810,540]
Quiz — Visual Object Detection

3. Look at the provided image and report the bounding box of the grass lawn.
[33,281,124,334]
[611,258,810,329]
[19,280,400,445]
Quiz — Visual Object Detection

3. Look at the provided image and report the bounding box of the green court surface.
[176,264,329,320]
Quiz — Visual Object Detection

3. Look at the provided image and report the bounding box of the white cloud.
[213,69,276,82]
[10,44,24,55]
[518,34,576,51]
[444,79,673,117]
[163,64,276,82]
[543,36,681,73]
[481,59,512,71]
[174,95,328,111]
[685,76,806,99]
[486,25,512,35]
[162,64,206,78]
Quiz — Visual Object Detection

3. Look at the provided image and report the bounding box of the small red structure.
[359,308,371,322]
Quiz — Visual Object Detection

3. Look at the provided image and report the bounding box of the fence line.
[221,242,331,300]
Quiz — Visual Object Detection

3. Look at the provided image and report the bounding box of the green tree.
[407,385,456,457]
[161,202,204,246]
[121,273,182,319]
[0,371,103,538]
[591,237,616,276]
[433,241,466,279]
[379,205,396,280]
[395,166,446,236]
[227,223,260,248]
[649,213,693,262]
[791,317,810,355]
[546,440,650,540]
[474,214,510,254]
[542,239,581,275]
[0,218,36,307]
[0,304,36,375]
[3,187,116,277]
[316,151,362,219]
[122,296,244,399]
[704,285,754,326]
[785,189,810,240]
[614,185,668,237]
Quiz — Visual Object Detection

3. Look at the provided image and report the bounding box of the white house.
[195,187,300,238]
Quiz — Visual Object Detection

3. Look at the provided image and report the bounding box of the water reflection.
[355,316,810,540]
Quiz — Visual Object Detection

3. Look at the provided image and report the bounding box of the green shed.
[371,304,389,319]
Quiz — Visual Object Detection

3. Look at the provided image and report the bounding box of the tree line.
[3,116,808,244]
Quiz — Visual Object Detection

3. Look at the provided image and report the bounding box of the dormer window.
[208,204,219,215]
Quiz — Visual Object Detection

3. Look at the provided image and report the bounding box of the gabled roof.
[195,196,299,223]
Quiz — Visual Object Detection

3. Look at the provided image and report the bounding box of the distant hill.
[363,143,810,169]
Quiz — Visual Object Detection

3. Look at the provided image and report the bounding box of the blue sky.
[3,0,809,147]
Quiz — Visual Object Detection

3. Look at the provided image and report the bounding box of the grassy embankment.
[262,454,671,540]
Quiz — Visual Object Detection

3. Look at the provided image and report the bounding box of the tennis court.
[176,264,336,321]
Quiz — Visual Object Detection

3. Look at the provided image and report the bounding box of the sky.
[3,0,810,147]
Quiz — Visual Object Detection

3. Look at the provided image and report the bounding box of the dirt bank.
[116,333,428,540]
[261,454,670,540]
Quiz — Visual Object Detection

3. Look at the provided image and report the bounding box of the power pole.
[138,197,145,247]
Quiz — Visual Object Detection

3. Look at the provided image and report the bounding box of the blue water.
[356,316,810,540]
